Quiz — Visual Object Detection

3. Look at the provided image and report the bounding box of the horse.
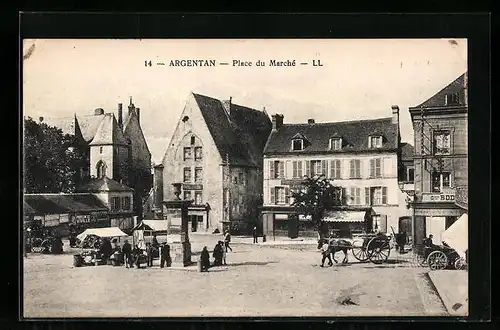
[318,238,352,264]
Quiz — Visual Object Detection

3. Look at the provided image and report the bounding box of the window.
[445,93,460,105]
[369,158,382,178]
[122,196,131,211]
[194,147,203,160]
[111,197,121,211]
[407,168,415,183]
[330,160,341,179]
[292,160,303,179]
[238,172,245,185]
[195,167,203,182]
[99,147,103,154]
[191,136,196,145]
[373,215,381,231]
[349,187,361,205]
[183,167,192,182]
[184,190,192,200]
[96,161,107,179]
[330,138,342,150]
[195,191,203,205]
[367,187,388,206]
[369,136,383,148]
[183,147,192,160]
[332,186,343,203]
[433,130,451,155]
[309,160,323,177]
[432,172,452,192]
[349,159,361,178]
[272,187,290,204]
[270,160,284,179]
[292,139,304,151]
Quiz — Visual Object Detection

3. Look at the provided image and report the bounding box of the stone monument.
[163,183,193,266]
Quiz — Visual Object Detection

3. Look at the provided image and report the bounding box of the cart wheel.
[367,237,391,264]
[427,251,448,270]
[415,251,428,267]
[351,238,369,262]
[454,257,467,270]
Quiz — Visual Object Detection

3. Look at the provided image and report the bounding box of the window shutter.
[365,187,370,206]
[382,187,388,204]
[305,160,311,177]
[321,160,328,176]
[279,161,285,179]
[285,187,290,204]
[330,160,334,178]
[297,160,303,178]
[341,188,347,205]
[292,161,297,178]
[270,187,275,204]
[379,215,387,233]
[270,161,275,179]
[370,159,375,178]
[357,160,362,178]
[349,160,354,178]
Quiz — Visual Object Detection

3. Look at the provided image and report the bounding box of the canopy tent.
[131,220,169,233]
[77,227,128,242]
[441,213,468,259]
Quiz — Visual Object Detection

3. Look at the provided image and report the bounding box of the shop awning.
[323,211,366,223]
[441,213,468,259]
[131,220,169,233]
[77,227,128,242]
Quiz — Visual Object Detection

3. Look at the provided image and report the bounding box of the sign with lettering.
[182,184,203,190]
[421,193,455,203]
[59,214,69,223]
[414,208,464,217]
[75,214,91,223]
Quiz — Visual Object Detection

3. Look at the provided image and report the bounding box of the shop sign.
[59,214,70,223]
[421,192,455,203]
[76,214,91,223]
[414,208,464,217]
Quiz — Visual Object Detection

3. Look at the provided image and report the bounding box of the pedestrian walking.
[224,230,232,252]
[253,226,258,243]
[146,242,153,267]
[160,243,172,268]
[213,241,224,266]
[200,246,210,272]
[122,239,132,268]
[319,239,333,267]
[222,242,227,265]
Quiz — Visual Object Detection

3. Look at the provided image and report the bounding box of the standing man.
[253,226,258,244]
[224,229,232,252]
[122,239,132,268]
[320,239,333,267]
[146,242,153,267]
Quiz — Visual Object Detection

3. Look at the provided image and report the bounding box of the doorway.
[191,216,198,232]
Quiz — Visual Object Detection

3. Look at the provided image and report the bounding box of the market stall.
[74,227,129,267]
[131,220,169,245]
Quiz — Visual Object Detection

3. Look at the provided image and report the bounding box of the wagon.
[350,233,392,264]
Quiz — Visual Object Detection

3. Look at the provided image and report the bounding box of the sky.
[22,39,467,164]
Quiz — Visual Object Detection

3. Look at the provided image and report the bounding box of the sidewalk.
[428,270,468,316]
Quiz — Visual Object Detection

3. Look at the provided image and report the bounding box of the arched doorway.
[96,160,107,179]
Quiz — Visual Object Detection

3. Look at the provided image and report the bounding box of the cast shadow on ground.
[227,261,279,267]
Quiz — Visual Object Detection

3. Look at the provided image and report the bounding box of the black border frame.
[15,12,491,327]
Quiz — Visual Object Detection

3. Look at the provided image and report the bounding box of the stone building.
[155,93,272,233]
[40,97,152,219]
[409,72,468,245]
[261,107,412,239]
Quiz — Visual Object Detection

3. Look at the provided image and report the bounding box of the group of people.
[111,235,172,269]
[199,229,233,272]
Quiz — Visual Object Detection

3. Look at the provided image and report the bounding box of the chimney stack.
[271,114,284,130]
[128,96,134,116]
[39,116,44,123]
[136,107,140,123]
[118,103,123,128]
[391,105,400,125]
[307,118,315,125]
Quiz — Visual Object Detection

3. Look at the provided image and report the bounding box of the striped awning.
[323,211,366,223]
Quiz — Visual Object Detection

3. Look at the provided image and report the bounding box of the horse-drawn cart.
[321,232,392,264]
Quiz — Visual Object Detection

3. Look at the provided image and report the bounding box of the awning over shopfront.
[132,220,169,233]
[441,213,468,259]
[323,211,367,223]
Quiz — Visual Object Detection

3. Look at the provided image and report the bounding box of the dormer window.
[292,139,304,151]
[444,93,460,106]
[369,136,383,149]
[329,138,342,151]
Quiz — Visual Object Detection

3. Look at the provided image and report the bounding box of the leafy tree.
[23,117,86,193]
[290,175,343,238]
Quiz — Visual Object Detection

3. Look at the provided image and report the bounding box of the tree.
[290,175,343,238]
[23,117,86,193]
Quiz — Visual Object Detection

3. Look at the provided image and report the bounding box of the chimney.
[128,96,134,116]
[118,103,123,128]
[271,114,284,130]
[391,105,399,125]
[307,118,315,125]
[136,107,140,123]
[464,72,468,106]
[94,108,104,116]
[39,116,44,123]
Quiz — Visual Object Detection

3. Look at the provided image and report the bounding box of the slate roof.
[78,177,134,192]
[413,72,467,109]
[400,142,414,161]
[42,114,105,143]
[264,117,399,155]
[41,116,78,136]
[89,113,128,146]
[23,194,108,215]
[192,93,272,167]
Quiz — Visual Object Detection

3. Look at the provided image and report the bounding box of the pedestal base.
[172,241,192,267]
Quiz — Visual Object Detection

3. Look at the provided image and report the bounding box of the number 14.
[145,60,152,67]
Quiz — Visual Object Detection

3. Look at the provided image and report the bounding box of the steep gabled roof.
[77,177,134,192]
[264,117,398,155]
[75,114,106,142]
[89,113,128,146]
[413,72,467,109]
[41,116,78,136]
[192,93,272,167]
[400,142,414,161]
[23,193,108,215]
